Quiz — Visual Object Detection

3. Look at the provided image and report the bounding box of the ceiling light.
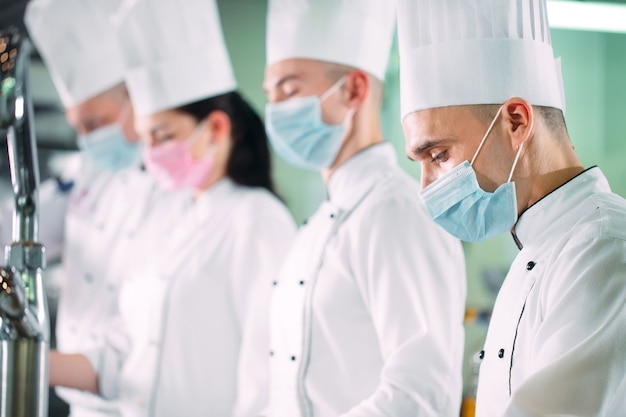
[547,0,626,33]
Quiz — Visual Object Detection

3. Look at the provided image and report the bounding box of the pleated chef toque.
[266,0,397,81]
[25,0,126,107]
[397,0,566,118]
[114,0,236,116]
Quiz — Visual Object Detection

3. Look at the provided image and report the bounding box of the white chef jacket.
[475,167,626,417]
[268,143,467,417]
[57,158,164,417]
[88,178,296,417]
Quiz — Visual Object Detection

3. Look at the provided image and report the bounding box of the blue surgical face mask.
[77,123,142,171]
[420,105,525,242]
[264,76,354,170]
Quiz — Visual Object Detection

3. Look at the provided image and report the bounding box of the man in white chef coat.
[24,1,163,416]
[397,0,626,416]
[263,1,467,416]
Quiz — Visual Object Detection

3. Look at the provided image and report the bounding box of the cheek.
[474,169,500,193]
[121,121,140,143]
[320,100,346,125]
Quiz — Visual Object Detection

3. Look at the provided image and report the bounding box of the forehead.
[65,95,119,126]
[402,106,479,147]
[134,109,196,133]
[263,58,329,89]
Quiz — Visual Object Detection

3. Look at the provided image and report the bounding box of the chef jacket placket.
[269,201,342,417]
[476,251,542,416]
[120,212,193,416]
[270,177,380,417]
[59,171,116,349]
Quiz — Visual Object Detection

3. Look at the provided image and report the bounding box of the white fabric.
[268,143,466,416]
[476,168,626,417]
[114,0,236,116]
[56,159,164,417]
[397,0,566,118]
[24,0,125,107]
[266,0,396,81]
[88,179,296,417]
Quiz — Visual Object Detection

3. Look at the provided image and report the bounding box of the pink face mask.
[142,124,214,191]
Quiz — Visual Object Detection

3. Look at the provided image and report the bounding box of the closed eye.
[154,134,175,145]
[283,88,299,98]
[150,125,176,146]
[430,149,449,164]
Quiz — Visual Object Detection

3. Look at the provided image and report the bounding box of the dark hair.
[177,91,275,194]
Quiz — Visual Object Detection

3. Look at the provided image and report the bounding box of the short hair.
[470,103,567,137]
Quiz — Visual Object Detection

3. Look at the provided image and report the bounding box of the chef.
[397,0,626,416]
[263,1,467,416]
[24,1,165,416]
[46,0,297,416]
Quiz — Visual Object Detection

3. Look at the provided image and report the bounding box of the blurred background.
[1,0,625,415]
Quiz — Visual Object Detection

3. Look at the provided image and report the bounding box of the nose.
[420,164,437,189]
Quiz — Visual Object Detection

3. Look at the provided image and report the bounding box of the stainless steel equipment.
[0,26,49,417]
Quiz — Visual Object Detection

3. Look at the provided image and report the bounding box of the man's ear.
[343,70,369,108]
[502,97,534,150]
[204,110,231,145]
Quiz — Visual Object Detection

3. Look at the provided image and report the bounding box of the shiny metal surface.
[0,26,49,417]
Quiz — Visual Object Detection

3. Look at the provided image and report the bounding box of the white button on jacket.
[476,168,626,417]
[268,143,467,417]
[87,178,296,417]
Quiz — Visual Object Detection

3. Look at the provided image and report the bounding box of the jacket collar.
[326,142,397,211]
[512,167,610,249]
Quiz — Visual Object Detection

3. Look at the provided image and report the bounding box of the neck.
[321,109,384,183]
[515,135,584,215]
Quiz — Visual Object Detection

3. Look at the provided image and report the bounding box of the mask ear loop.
[320,75,348,102]
[507,141,525,183]
[182,120,208,147]
[470,105,504,167]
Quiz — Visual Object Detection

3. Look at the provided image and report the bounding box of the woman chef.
[47,0,296,416]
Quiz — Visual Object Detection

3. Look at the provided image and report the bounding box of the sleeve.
[342,196,467,417]
[230,194,296,417]
[82,315,133,400]
[502,235,626,417]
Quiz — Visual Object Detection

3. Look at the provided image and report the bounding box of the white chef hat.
[398,0,566,118]
[114,0,237,116]
[266,0,397,81]
[24,0,126,108]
